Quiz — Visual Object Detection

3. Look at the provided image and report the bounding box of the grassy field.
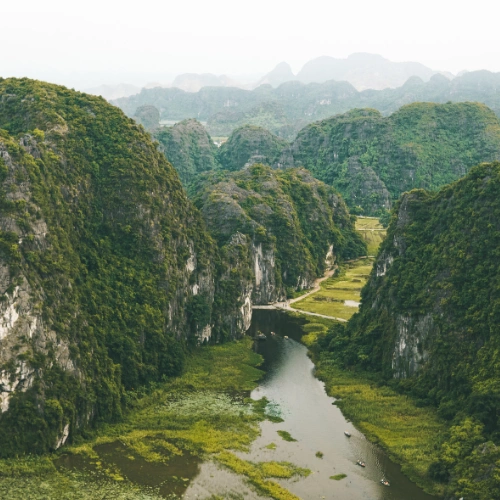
[355,216,386,256]
[0,339,308,500]
[315,362,446,497]
[292,258,373,320]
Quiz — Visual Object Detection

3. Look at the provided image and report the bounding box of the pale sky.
[2,0,499,89]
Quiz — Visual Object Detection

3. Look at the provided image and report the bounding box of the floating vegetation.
[265,443,277,450]
[315,451,324,458]
[330,473,347,481]
[217,451,310,500]
[277,430,297,442]
[264,401,285,423]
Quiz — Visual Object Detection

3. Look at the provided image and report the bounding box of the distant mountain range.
[114,69,500,140]
[87,53,455,100]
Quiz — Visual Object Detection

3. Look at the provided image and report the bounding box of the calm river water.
[184,310,436,499]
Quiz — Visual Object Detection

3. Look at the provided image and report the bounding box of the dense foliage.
[0,78,224,456]
[217,124,288,172]
[193,164,366,299]
[113,70,500,140]
[287,103,500,215]
[153,118,220,187]
[320,163,500,497]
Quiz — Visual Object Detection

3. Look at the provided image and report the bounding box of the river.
[183,310,435,499]
[56,309,436,499]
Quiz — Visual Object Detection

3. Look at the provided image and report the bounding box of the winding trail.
[252,267,348,322]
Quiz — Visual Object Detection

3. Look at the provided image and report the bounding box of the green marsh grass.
[0,338,308,500]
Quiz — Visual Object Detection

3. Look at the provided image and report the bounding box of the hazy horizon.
[3,0,500,90]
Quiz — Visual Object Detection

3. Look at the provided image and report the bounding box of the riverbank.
[282,255,447,497]
[0,338,309,500]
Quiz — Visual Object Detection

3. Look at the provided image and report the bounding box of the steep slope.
[217,125,289,171]
[113,70,500,140]
[285,103,500,215]
[327,163,500,497]
[193,165,366,303]
[154,119,220,186]
[0,78,243,457]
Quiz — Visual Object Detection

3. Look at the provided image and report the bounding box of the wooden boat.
[356,460,366,467]
[344,430,351,437]
[380,479,390,486]
[284,335,289,339]
[256,332,267,340]
[270,331,276,336]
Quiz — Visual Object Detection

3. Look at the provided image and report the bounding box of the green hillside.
[154,118,220,186]
[193,165,366,300]
[322,163,500,498]
[217,124,288,172]
[0,78,229,456]
[288,103,500,215]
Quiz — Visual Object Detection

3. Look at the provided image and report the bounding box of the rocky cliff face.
[0,78,246,456]
[193,165,366,307]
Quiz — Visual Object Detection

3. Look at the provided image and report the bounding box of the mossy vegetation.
[277,430,297,442]
[329,473,347,480]
[290,103,500,215]
[193,164,366,301]
[217,451,310,500]
[0,77,247,457]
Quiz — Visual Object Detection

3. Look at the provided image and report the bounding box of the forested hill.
[192,165,366,303]
[154,118,221,186]
[326,163,500,497]
[113,70,500,140]
[284,103,500,215]
[217,125,288,172]
[0,78,241,456]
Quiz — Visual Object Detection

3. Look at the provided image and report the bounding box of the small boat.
[356,460,366,467]
[270,331,276,336]
[256,333,267,340]
[284,335,289,339]
[380,479,390,487]
[344,430,351,437]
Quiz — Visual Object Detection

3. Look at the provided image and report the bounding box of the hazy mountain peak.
[256,62,295,88]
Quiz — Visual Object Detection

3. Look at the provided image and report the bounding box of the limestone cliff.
[0,78,245,456]
[193,165,366,305]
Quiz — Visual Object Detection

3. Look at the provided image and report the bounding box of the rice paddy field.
[355,216,387,256]
[292,258,374,320]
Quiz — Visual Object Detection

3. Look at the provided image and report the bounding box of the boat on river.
[270,331,276,335]
[380,479,390,486]
[256,332,267,340]
[344,430,351,437]
[356,460,366,467]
